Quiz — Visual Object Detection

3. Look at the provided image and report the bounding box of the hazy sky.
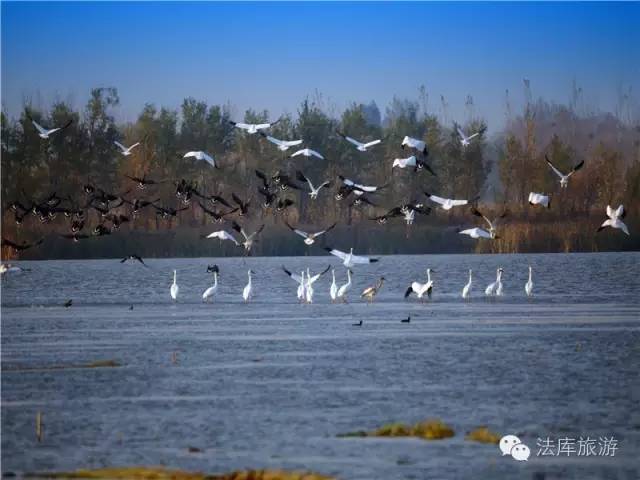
[2,1,639,129]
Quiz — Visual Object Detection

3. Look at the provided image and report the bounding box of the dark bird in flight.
[2,238,43,252]
[120,254,147,266]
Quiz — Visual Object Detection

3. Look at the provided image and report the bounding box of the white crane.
[462,269,472,299]
[525,266,533,297]
[485,268,504,296]
[170,270,179,302]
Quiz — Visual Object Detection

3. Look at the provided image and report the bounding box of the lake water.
[2,253,639,479]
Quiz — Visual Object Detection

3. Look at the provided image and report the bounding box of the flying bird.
[203,230,240,246]
[114,141,141,156]
[391,155,437,175]
[120,254,147,266]
[296,171,331,199]
[401,135,428,155]
[545,155,584,188]
[425,192,473,210]
[338,176,387,196]
[259,132,303,151]
[231,193,251,216]
[336,131,382,151]
[457,127,480,147]
[528,192,551,209]
[1,238,43,252]
[183,151,217,168]
[285,222,336,245]
[29,117,73,139]
[230,119,280,134]
[291,148,324,160]
[597,205,629,235]
[231,221,265,253]
[324,247,379,268]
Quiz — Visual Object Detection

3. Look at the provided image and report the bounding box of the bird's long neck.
[468,270,472,282]
[248,271,252,283]
[213,272,218,286]
[173,271,176,283]
[427,270,431,283]
[497,270,502,281]
[528,267,532,282]
[332,270,335,282]
[346,270,351,284]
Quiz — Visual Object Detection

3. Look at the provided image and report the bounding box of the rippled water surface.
[2,253,639,479]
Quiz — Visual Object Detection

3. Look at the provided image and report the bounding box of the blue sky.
[2,1,639,129]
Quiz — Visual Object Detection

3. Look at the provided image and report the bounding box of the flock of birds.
[160,262,534,305]
[1,116,632,306]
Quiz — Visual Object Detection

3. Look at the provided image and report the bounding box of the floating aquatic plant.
[464,426,501,444]
[338,419,455,440]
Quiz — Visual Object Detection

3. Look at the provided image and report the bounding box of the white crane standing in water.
[525,266,533,297]
[485,268,503,297]
[170,270,179,302]
[336,269,353,303]
[462,269,472,299]
[243,270,254,302]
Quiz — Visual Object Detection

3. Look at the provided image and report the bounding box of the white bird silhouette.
[336,131,382,152]
[457,127,480,147]
[170,270,179,301]
[329,269,338,302]
[230,119,279,134]
[243,270,254,301]
[336,269,353,302]
[204,230,240,246]
[545,155,584,188]
[424,191,472,210]
[324,247,379,268]
[114,141,141,156]
[291,148,324,160]
[462,269,472,299]
[202,268,219,302]
[401,136,428,155]
[485,268,503,296]
[528,192,551,208]
[597,205,629,236]
[405,268,435,301]
[525,266,533,297]
[296,170,331,199]
[30,118,73,139]
[285,222,336,245]
[259,132,303,151]
[184,151,217,168]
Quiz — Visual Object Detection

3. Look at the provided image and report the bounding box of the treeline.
[1,87,638,259]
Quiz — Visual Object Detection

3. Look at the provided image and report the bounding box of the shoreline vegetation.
[2,86,639,260]
[22,468,336,480]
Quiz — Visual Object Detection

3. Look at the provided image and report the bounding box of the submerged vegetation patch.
[464,426,501,444]
[338,419,455,440]
[4,359,121,372]
[25,467,335,480]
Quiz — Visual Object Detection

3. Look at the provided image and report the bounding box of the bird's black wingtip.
[370,258,380,263]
